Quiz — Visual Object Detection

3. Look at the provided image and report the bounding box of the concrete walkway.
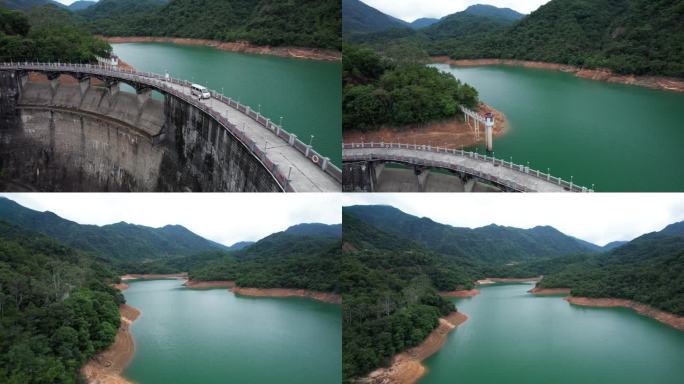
[165,82,339,192]
[343,146,577,192]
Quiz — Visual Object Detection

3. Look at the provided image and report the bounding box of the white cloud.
[1,193,341,247]
[360,0,551,22]
[342,193,684,246]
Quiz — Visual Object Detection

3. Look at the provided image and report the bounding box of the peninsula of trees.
[344,0,684,78]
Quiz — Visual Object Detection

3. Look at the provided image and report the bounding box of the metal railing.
[1,61,342,188]
[343,142,593,192]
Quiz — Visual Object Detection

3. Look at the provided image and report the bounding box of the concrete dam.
[0,63,341,192]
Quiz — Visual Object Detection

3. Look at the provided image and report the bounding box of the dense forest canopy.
[343,205,603,263]
[343,43,478,131]
[0,198,227,261]
[0,221,123,383]
[0,6,110,62]
[538,223,684,315]
[342,212,457,380]
[76,0,341,49]
[346,0,684,77]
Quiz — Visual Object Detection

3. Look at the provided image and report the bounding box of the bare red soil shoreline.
[102,36,341,62]
[528,287,572,295]
[566,297,684,332]
[431,56,684,92]
[82,303,140,384]
[343,102,508,150]
[441,289,480,297]
[361,312,468,384]
[120,273,188,281]
[476,276,542,285]
[230,287,341,304]
[183,280,236,289]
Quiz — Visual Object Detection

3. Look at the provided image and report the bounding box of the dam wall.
[0,71,282,191]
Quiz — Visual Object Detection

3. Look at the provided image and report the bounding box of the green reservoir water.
[113,43,342,166]
[420,284,684,384]
[431,64,684,192]
[122,280,341,384]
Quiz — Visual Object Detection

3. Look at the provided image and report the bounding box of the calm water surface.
[113,43,342,166]
[122,280,341,384]
[420,283,684,384]
[432,64,684,191]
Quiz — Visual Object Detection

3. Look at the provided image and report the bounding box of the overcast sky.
[1,193,341,247]
[361,0,551,22]
[342,194,684,246]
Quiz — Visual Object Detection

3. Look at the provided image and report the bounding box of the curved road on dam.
[1,63,341,192]
[343,143,592,192]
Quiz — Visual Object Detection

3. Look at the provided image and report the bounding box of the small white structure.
[485,112,494,152]
[191,84,211,100]
[110,55,119,66]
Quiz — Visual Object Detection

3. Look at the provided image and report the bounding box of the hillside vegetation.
[538,222,684,315]
[0,198,227,261]
[342,213,457,380]
[343,44,478,131]
[0,6,110,62]
[79,0,341,49]
[0,221,123,383]
[346,0,684,77]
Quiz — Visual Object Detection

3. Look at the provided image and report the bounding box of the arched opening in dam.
[0,68,288,192]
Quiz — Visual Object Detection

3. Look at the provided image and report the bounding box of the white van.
[191,84,211,100]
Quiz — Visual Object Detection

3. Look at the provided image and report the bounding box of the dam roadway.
[343,143,592,192]
[0,62,340,192]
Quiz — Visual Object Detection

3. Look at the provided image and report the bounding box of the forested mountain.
[602,240,629,251]
[226,241,255,250]
[450,0,684,77]
[410,17,439,29]
[0,197,227,261]
[189,223,342,292]
[344,205,601,263]
[342,212,460,380]
[539,221,684,315]
[0,220,124,383]
[461,4,524,21]
[345,0,683,77]
[78,0,341,49]
[67,0,97,11]
[0,0,65,11]
[0,5,110,62]
[342,0,408,35]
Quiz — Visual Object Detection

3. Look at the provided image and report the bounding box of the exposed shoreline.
[343,102,508,149]
[102,36,341,62]
[361,311,468,384]
[440,289,480,297]
[566,297,684,332]
[230,287,341,304]
[528,287,572,295]
[476,276,541,285]
[81,303,140,384]
[431,56,684,93]
[120,273,188,281]
[183,279,236,289]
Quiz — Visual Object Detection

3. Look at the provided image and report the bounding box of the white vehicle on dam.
[191,84,211,100]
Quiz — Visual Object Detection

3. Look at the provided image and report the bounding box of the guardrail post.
[305,145,311,157]
[321,157,330,171]
[289,133,297,146]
